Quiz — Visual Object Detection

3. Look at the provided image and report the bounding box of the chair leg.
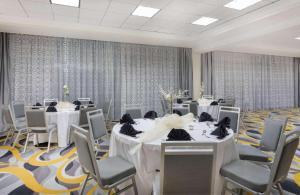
[276,183,284,195]
[23,132,30,153]
[47,131,53,153]
[13,131,21,148]
[4,128,13,145]
[132,177,138,195]
[221,181,226,195]
[79,174,89,195]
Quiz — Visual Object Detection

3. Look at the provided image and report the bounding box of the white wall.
[192,51,201,100]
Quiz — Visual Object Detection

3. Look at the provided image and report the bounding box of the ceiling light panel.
[192,17,218,26]
[132,6,160,18]
[224,0,262,10]
[50,0,80,8]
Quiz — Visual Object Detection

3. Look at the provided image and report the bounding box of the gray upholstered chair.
[72,125,138,195]
[238,117,287,163]
[221,130,300,195]
[78,97,91,105]
[87,109,110,152]
[2,105,27,146]
[219,98,235,107]
[79,106,97,129]
[124,105,142,119]
[154,141,217,195]
[218,106,241,134]
[189,101,199,117]
[24,106,57,153]
[10,101,26,123]
[43,98,58,107]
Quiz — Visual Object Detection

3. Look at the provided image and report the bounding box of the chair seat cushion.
[220,160,270,193]
[238,144,270,162]
[98,156,136,186]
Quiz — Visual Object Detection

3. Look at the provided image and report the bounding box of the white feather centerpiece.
[129,113,194,155]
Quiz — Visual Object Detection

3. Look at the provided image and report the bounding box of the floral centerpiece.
[199,82,204,98]
[159,86,181,114]
[63,84,70,101]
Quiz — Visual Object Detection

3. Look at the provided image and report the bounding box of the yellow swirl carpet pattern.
[1,108,300,194]
[0,141,107,195]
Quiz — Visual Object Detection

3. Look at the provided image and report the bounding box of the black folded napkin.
[199,112,214,122]
[211,117,230,139]
[144,111,158,119]
[177,99,183,104]
[120,113,135,124]
[218,98,225,103]
[35,102,42,106]
[73,100,81,106]
[89,101,94,104]
[49,102,57,107]
[120,123,142,137]
[46,106,57,112]
[210,101,218,106]
[173,109,182,116]
[75,105,80,111]
[167,128,192,141]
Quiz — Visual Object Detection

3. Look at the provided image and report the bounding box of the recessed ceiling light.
[50,0,80,7]
[192,17,218,26]
[296,37,300,40]
[132,6,160,18]
[224,0,262,10]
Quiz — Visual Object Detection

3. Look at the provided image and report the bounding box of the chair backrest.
[202,95,214,100]
[11,101,25,119]
[25,106,47,131]
[266,130,300,193]
[78,98,91,105]
[260,117,288,152]
[44,98,58,107]
[189,101,199,117]
[79,106,97,126]
[87,109,107,141]
[160,142,217,195]
[103,99,112,121]
[72,125,102,184]
[218,106,241,133]
[2,105,14,126]
[219,99,235,107]
[124,105,142,119]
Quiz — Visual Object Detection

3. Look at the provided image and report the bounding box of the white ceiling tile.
[27,11,53,20]
[121,15,149,29]
[166,0,215,15]
[113,0,140,5]
[79,8,105,25]
[139,0,172,9]
[21,0,52,14]
[153,9,196,24]
[107,1,137,15]
[0,0,27,17]
[52,4,79,17]
[80,0,110,11]
[100,12,128,28]
[54,14,79,23]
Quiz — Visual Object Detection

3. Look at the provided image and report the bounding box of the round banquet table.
[109,118,239,195]
[33,108,79,147]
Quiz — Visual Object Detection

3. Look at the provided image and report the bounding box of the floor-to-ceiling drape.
[0,32,10,128]
[202,51,295,110]
[9,34,193,119]
[294,58,300,107]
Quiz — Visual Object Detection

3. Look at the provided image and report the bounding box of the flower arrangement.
[199,82,204,98]
[63,84,70,97]
[159,86,182,114]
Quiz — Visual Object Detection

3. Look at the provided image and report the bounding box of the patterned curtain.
[0,32,10,128]
[202,51,295,110]
[294,58,300,107]
[9,34,193,119]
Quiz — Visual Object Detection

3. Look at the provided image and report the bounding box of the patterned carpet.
[1,108,300,194]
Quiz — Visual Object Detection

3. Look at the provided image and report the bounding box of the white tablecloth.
[34,109,79,147]
[109,118,238,195]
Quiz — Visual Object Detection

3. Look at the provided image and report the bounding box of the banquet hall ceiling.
[0,0,299,57]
